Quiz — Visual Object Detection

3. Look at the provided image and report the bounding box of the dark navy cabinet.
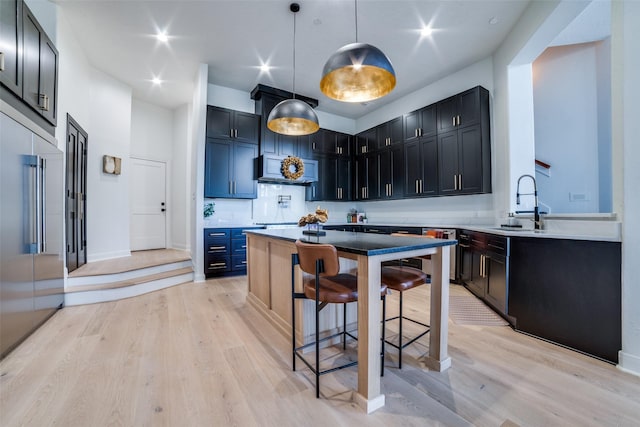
[204,227,262,276]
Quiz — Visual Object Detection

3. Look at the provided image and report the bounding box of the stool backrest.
[295,240,340,277]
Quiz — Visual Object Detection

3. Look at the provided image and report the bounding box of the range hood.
[258,154,318,185]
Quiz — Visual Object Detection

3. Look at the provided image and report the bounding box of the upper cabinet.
[1,0,58,132]
[404,104,437,143]
[22,5,58,126]
[375,116,403,149]
[438,87,491,195]
[355,127,376,155]
[0,0,22,97]
[204,106,260,199]
[206,105,260,144]
[437,86,483,133]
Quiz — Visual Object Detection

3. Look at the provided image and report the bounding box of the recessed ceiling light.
[260,64,271,73]
[152,77,162,86]
[156,31,169,43]
[420,27,433,37]
[489,17,499,25]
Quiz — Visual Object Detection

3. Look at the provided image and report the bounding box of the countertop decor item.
[298,207,328,235]
[281,156,305,180]
[266,3,319,136]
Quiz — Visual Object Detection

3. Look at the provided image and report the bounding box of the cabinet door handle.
[209,246,226,251]
[452,116,456,127]
[209,232,226,237]
[233,181,236,194]
[459,174,462,190]
[419,128,423,137]
[457,115,461,126]
[230,128,233,138]
[454,175,458,190]
[420,180,423,193]
[0,52,4,71]
[312,142,316,150]
[38,94,50,111]
[229,181,233,194]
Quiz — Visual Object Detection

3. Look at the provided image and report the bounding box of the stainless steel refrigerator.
[1,111,64,358]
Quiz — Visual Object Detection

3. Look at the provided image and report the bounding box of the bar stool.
[381,233,434,369]
[292,240,387,398]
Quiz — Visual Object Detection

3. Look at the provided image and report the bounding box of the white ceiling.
[55,0,535,118]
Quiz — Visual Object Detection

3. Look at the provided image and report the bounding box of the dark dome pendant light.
[267,3,319,136]
[320,0,396,103]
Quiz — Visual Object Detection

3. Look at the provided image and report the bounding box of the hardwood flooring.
[1,277,639,426]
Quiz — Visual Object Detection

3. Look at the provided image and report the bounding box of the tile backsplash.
[253,183,307,223]
[205,183,308,226]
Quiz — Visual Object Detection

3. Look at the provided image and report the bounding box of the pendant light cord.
[355,0,358,43]
[292,8,297,99]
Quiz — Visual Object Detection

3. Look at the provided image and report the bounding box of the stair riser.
[66,260,193,288]
[65,273,194,306]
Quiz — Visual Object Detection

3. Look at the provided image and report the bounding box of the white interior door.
[130,158,166,250]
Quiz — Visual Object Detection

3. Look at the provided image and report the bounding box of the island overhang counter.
[244,228,457,413]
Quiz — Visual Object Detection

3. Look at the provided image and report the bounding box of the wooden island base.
[245,229,455,413]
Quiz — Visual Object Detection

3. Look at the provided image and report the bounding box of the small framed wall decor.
[103,155,122,175]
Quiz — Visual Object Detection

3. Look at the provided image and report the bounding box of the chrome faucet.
[516,174,542,230]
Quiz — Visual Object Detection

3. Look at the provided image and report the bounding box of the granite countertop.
[244,228,457,256]
[322,222,621,243]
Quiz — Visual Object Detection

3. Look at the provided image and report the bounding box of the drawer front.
[390,226,424,235]
[205,255,230,273]
[206,242,229,254]
[231,254,248,272]
[205,228,230,243]
[231,228,256,239]
[231,238,247,255]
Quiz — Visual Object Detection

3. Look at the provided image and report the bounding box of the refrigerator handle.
[35,155,43,254]
[26,155,38,254]
[40,157,47,253]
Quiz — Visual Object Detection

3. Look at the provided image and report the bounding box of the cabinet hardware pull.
[458,174,462,190]
[209,233,226,237]
[415,179,418,193]
[209,246,226,250]
[230,128,233,137]
[454,175,458,190]
[312,142,316,149]
[419,128,423,137]
[457,115,461,126]
[209,263,226,268]
[38,94,50,111]
[396,231,408,234]
[420,180,423,193]
[452,116,456,127]
[0,52,4,71]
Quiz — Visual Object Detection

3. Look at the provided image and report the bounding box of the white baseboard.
[618,350,640,377]
[87,250,132,263]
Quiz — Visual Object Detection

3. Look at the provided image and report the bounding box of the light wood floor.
[1,277,639,426]
[69,249,191,277]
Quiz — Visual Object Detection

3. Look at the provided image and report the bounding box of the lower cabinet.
[458,230,510,318]
[509,237,621,363]
[204,227,262,276]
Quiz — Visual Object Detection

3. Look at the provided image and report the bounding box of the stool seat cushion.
[381,266,427,292]
[304,274,387,304]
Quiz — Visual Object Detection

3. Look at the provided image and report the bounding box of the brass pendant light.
[320,0,396,103]
[267,3,319,136]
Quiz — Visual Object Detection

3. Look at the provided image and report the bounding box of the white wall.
[191,65,209,282]
[171,105,190,250]
[614,0,640,376]
[533,42,603,214]
[86,68,132,261]
[130,99,173,160]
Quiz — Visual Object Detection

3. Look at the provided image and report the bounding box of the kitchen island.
[244,228,457,413]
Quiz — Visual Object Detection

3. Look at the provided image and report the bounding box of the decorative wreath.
[281,156,305,180]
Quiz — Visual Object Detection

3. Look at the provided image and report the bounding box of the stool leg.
[398,291,404,369]
[381,294,386,377]
[343,302,347,350]
[315,293,320,398]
